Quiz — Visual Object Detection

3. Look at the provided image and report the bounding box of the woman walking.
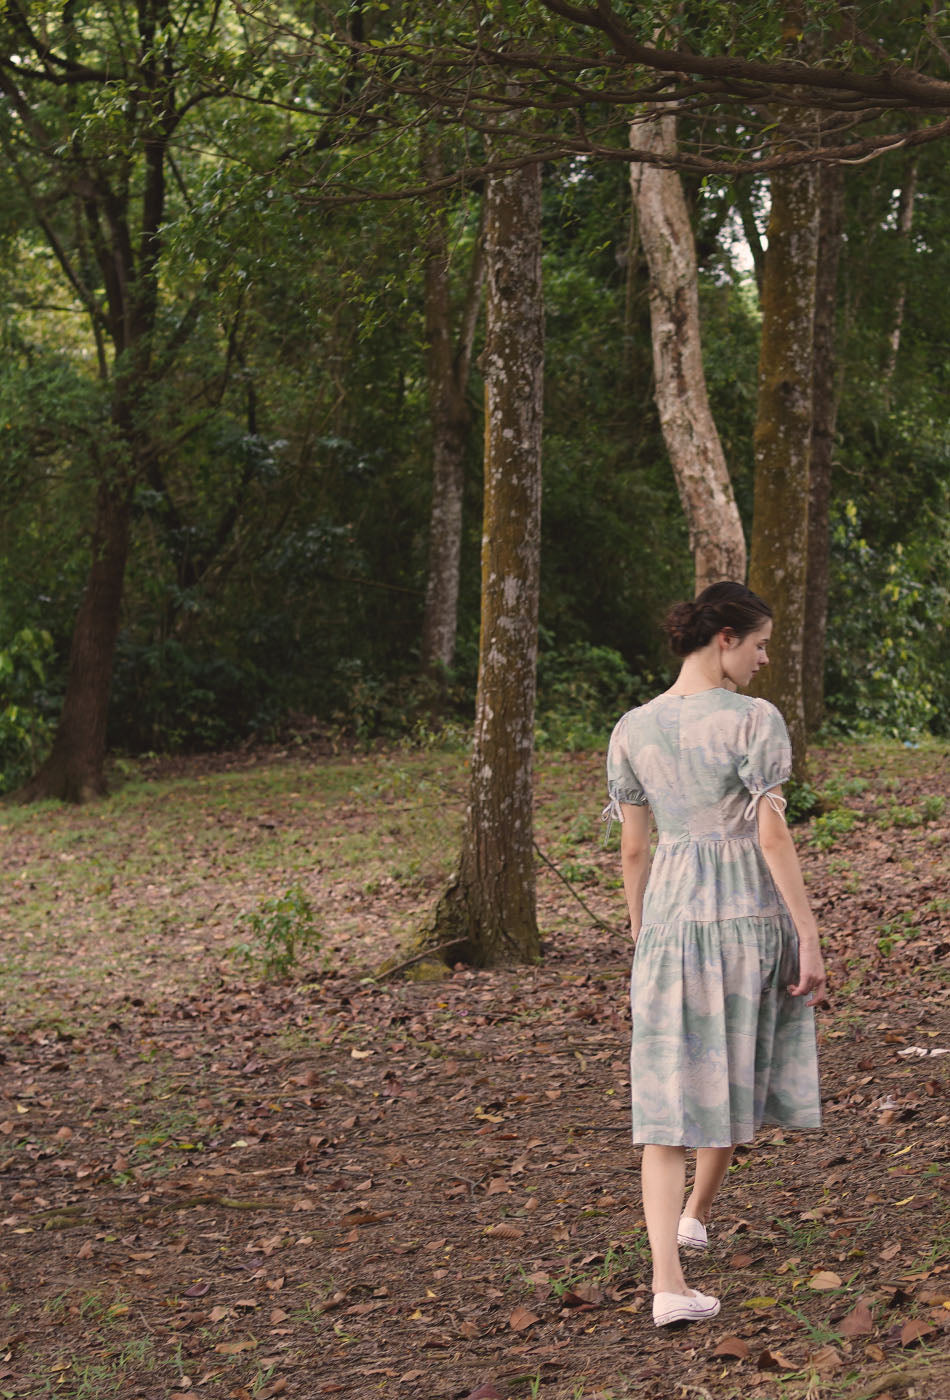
[605,581,825,1327]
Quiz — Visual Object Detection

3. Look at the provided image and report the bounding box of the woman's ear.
[718,627,737,652]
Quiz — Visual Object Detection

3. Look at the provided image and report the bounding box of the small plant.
[234,884,322,978]
[784,778,821,824]
[810,807,857,851]
[922,794,946,821]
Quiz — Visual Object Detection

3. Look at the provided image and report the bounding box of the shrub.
[0,626,57,793]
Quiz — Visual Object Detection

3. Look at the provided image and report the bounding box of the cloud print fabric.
[607,690,821,1148]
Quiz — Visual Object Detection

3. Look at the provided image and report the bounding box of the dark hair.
[663,581,772,658]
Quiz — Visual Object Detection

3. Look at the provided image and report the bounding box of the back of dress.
[606,689,793,927]
[605,687,821,1147]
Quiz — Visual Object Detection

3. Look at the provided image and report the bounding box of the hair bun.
[662,581,771,658]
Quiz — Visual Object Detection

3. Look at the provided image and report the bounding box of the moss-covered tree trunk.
[748,114,819,777]
[428,151,544,967]
[804,164,844,734]
[420,142,485,674]
[629,112,746,593]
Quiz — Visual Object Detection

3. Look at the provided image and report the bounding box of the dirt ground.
[0,739,949,1400]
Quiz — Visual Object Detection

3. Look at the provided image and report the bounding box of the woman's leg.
[683,1146,734,1224]
[641,1144,688,1294]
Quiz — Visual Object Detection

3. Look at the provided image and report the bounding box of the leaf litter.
[0,740,948,1397]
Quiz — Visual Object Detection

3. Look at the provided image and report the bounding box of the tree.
[420,142,485,675]
[804,163,844,733]
[748,110,820,774]
[0,1,258,801]
[426,144,544,966]
[629,109,746,593]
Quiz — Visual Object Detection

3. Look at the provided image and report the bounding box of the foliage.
[233,885,322,980]
[824,499,949,738]
[783,777,822,825]
[536,639,650,750]
[0,626,56,793]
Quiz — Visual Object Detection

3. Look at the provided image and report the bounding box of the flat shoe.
[677,1214,708,1251]
[653,1287,720,1327]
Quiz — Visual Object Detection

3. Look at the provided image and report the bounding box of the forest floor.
[0,736,949,1400]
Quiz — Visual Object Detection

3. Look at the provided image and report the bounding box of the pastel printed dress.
[605,690,821,1148]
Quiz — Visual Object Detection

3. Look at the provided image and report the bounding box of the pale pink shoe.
[653,1287,720,1327]
[677,1213,708,1251]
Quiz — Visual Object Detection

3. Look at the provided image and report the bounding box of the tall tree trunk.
[882,153,918,393]
[748,114,820,778]
[420,143,485,674]
[804,164,844,734]
[629,112,746,594]
[426,152,544,967]
[16,477,132,803]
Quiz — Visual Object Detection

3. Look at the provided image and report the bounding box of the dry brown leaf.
[486,1178,509,1196]
[729,1253,754,1269]
[807,1344,842,1373]
[458,1320,480,1339]
[214,1339,256,1355]
[464,1385,503,1400]
[865,1342,886,1363]
[880,1240,902,1260]
[839,1298,874,1337]
[486,1223,524,1240]
[808,1270,842,1290]
[757,1349,797,1371]
[900,1318,935,1347]
[509,1306,540,1332]
[712,1335,751,1360]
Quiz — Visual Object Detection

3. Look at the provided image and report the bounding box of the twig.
[844,1368,935,1400]
[533,840,629,939]
[371,939,463,981]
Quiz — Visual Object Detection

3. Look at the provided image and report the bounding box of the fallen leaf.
[729,1253,754,1269]
[880,1241,902,1261]
[184,1282,211,1298]
[808,1270,842,1291]
[486,1178,509,1196]
[742,1296,777,1310]
[839,1299,874,1337]
[713,1335,751,1360]
[509,1306,540,1332]
[866,1342,886,1363]
[458,1320,480,1338]
[214,1339,256,1355]
[900,1318,935,1347]
[485,1223,524,1240]
[807,1344,842,1374]
[464,1385,503,1400]
[757,1348,796,1371]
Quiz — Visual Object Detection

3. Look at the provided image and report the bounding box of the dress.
[605,688,821,1149]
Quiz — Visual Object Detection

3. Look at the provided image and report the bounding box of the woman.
[605,581,825,1327]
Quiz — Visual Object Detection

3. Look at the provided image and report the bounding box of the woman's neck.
[666,649,733,695]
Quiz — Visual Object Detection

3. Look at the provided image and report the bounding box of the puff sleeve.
[603,713,647,837]
[737,698,793,821]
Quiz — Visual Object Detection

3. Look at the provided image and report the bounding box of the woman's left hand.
[788,938,827,1007]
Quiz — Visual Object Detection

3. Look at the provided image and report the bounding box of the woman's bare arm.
[619,802,652,942]
[757,790,827,1005]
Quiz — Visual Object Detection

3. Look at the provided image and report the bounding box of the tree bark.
[882,153,918,392]
[748,114,820,778]
[427,151,544,967]
[803,163,844,734]
[16,478,132,803]
[629,112,746,594]
[420,143,485,674]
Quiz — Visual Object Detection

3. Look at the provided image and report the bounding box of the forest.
[0,0,948,810]
[2,7,950,1399]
